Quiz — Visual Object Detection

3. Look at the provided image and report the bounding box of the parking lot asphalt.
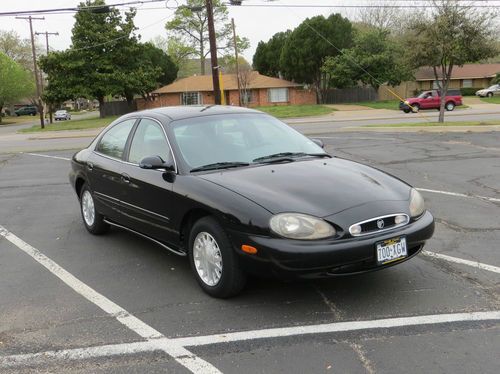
[0,130,499,373]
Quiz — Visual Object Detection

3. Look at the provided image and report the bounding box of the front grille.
[349,213,409,237]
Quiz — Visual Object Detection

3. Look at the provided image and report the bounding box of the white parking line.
[22,152,71,161]
[1,311,499,369]
[423,250,500,274]
[0,225,221,374]
[417,188,500,203]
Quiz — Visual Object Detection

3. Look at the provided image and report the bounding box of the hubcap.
[81,190,96,227]
[447,103,453,110]
[193,232,223,286]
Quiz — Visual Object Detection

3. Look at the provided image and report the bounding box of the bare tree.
[405,0,498,122]
[238,66,254,106]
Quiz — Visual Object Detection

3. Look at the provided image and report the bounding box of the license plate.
[376,236,407,265]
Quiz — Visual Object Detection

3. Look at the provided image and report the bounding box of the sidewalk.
[284,102,500,124]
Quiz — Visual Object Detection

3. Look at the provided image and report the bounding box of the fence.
[322,87,378,104]
[100,101,137,117]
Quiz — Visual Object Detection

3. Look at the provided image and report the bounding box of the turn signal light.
[241,245,258,254]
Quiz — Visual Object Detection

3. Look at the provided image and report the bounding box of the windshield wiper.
[253,152,331,163]
[190,161,250,173]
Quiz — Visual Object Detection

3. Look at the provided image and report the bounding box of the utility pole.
[205,0,221,105]
[231,18,242,106]
[16,16,45,129]
[35,31,59,124]
[35,31,59,54]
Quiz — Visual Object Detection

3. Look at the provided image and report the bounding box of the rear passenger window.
[96,119,136,159]
[128,119,172,164]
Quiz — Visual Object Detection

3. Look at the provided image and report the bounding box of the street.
[0,126,498,373]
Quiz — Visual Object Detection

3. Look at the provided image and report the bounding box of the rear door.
[87,118,137,221]
[119,118,178,244]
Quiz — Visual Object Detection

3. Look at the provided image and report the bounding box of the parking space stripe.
[0,225,221,374]
[2,311,499,369]
[423,250,500,274]
[417,188,500,203]
[22,152,71,161]
[172,311,500,347]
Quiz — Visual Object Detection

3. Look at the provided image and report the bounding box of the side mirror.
[311,138,324,149]
[139,155,174,171]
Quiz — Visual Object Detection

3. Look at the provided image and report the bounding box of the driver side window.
[128,119,172,165]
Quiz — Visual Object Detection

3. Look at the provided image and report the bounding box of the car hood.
[198,158,411,217]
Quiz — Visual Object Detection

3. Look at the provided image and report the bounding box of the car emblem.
[377,219,385,229]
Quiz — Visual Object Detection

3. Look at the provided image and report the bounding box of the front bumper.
[229,211,434,278]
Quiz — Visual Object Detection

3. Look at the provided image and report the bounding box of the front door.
[87,118,137,221]
[119,118,178,245]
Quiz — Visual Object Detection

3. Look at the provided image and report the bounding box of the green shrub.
[460,87,479,96]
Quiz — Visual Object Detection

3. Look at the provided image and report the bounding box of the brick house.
[378,63,500,100]
[415,63,500,91]
[137,72,316,110]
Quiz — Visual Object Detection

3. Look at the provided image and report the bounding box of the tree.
[404,0,498,122]
[322,29,412,91]
[252,30,290,77]
[0,53,34,123]
[0,30,43,74]
[280,14,353,102]
[165,0,249,75]
[119,42,177,103]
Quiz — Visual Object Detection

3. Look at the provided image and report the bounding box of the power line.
[0,0,168,17]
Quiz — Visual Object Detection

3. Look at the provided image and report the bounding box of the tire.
[403,108,410,114]
[79,184,109,235]
[411,104,420,113]
[189,216,246,298]
[445,102,455,111]
[487,92,493,98]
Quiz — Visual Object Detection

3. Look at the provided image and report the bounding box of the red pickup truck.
[399,89,463,113]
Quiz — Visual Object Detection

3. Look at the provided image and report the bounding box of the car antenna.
[200,104,217,112]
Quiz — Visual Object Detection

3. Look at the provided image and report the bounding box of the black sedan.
[69,106,434,298]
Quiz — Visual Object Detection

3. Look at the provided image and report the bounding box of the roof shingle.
[153,72,301,94]
[415,64,500,81]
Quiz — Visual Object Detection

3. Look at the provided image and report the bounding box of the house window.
[268,88,289,103]
[462,79,473,88]
[181,92,202,105]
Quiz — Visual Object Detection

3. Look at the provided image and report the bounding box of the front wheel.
[189,216,246,298]
[411,104,420,113]
[445,102,455,111]
[80,184,109,235]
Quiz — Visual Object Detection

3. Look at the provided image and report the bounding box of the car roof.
[122,105,262,122]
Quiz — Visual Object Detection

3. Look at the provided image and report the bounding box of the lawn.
[0,116,37,126]
[345,100,401,110]
[364,120,500,128]
[480,96,500,104]
[253,105,334,118]
[19,115,119,133]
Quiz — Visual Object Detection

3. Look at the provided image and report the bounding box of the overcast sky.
[0,0,363,62]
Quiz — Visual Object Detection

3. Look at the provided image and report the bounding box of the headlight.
[409,189,425,217]
[270,213,336,240]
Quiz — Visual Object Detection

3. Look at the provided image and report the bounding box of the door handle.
[87,162,94,171]
[121,173,131,184]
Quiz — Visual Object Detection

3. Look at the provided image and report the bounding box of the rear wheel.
[189,216,246,298]
[487,92,493,98]
[403,108,410,113]
[445,102,455,111]
[80,184,109,235]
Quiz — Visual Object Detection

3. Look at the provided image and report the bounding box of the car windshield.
[487,85,499,90]
[170,113,326,170]
[56,111,66,114]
